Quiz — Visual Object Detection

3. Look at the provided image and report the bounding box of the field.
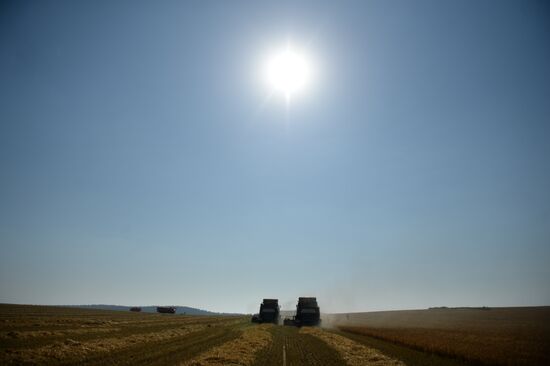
[327,307,550,365]
[0,304,403,366]
[1,304,549,366]
[0,304,245,365]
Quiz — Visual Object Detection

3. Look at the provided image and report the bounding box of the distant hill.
[63,304,241,316]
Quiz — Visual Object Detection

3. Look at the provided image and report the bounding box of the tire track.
[253,326,345,366]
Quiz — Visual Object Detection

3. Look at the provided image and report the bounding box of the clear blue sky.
[1,0,549,313]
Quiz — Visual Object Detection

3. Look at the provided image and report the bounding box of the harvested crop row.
[2,324,207,364]
[300,327,405,366]
[182,324,273,366]
[1,317,237,344]
[0,327,121,340]
[2,316,229,330]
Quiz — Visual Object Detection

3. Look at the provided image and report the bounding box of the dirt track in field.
[253,325,345,366]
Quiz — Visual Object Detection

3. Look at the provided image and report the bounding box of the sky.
[1,0,549,314]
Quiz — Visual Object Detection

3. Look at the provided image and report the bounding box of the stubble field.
[2,304,549,366]
[0,304,402,366]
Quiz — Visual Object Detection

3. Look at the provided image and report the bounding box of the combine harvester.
[284,297,321,326]
[251,299,280,324]
[156,306,177,314]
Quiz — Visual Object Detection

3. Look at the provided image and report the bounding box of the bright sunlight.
[265,43,313,100]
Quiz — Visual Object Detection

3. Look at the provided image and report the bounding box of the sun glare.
[265,44,312,100]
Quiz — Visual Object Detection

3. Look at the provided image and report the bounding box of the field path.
[253,326,345,366]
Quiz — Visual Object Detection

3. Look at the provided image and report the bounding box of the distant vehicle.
[130,307,142,312]
[156,306,176,314]
[284,297,321,326]
[252,299,280,324]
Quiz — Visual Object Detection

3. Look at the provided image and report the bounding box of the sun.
[265,44,312,99]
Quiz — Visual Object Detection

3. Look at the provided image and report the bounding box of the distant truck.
[252,299,280,324]
[130,307,142,312]
[284,297,321,326]
[156,306,176,314]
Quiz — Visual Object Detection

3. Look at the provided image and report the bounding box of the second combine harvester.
[284,297,321,326]
[251,298,280,324]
